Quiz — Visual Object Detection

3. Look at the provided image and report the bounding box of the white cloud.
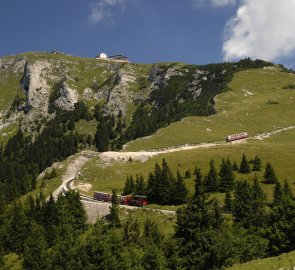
[88,0,127,23]
[192,0,236,8]
[223,0,295,61]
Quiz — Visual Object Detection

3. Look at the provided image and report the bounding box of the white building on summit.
[96,52,129,63]
[98,52,108,59]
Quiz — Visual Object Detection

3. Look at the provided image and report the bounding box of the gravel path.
[51,125,295,222]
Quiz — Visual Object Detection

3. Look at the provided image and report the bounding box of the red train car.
[128,195,148,207]
[120,195,133,205]
[93,191,112,202]
[226,132,248,142]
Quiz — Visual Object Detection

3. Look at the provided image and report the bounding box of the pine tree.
[250,175,266,227]
[204,159,219,192]
[23,222,50,270]
[194,167,203,198]
[239,154,250,173]
[147,162,161,203]
[123,214,140,244]
[219,158,235,192]
[122,176,135,195]
[142,243,167,270]
[109,189,121,227]
[252,155,262,171]
[135,175,146,195]
[232,180,252,226]
[232,161,239,171]
[172,171,188,204]
[224,192,232,212]
[264,162,277,184]
[158,159,174,204]
[273,181,283,205]
[95,121,110,152]
[175,184,223,269]
[144,219,163,244]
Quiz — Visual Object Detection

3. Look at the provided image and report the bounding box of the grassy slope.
[76,128,295,202]
[120,208,176,236]
[75,68,295,202]
[226,250,295,270]
[125,68,295,151]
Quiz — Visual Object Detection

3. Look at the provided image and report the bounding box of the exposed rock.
[82,87,93,100]
[104,67,138,117]
[164,67,184,84]
[54,82,79,111]
[0,56,26,74]
[21,60,51,112]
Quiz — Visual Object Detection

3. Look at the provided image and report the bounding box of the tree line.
[2,169,294,270]
[122,154,278,205]
[0,102,93,205]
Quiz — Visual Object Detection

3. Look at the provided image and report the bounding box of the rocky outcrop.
[54,82,79,111]
[21,60,51,111]
[104,66,138,117]
[20,60,53,131]
[0,56,26,74]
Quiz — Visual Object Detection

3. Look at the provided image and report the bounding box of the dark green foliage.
[219,158,235,192]
[0,102,91,204]
[252,155,262,171]
[273,181,283,206]
[173,171,189,204]
[146,159,188,205]
[264,194,295,255]
[23,222,49,270]
[95,120,110,152]
[142,243,167,270]
[135,174,146,195]
[239,153,250,173]
[123,215,140,244]
[232,178,266,228]
[108,189,121,228]
[204,159,219,192]
[175,183,223,269]
[232,161,239,171]
[264,162,278,184]
[184,169,191,179]
[144,219,163,244]
[122,175,135,195]
[224,192,232,212]
[194,166,203,198]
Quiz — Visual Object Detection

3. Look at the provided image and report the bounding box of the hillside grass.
[125,68,295,151]
[0,70,22,112]
[75,119,97,136]
[120,208,176,236]
[75,118,295,204]
[0,122,19,144]
[226,250,295,270]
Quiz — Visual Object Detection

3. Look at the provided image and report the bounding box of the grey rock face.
[54,82,79,111]
[104,66,138,117]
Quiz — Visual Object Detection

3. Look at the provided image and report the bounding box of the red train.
[93,191,148,207]
[226,132,248,142]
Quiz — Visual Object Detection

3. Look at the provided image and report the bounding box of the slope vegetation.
[125,67,295,151]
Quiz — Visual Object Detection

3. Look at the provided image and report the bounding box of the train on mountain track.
[93,191,148,207]
[226,132,248,142]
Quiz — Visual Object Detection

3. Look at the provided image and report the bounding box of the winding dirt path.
[51,125,295,221]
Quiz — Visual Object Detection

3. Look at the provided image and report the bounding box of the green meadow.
[125,68,295,151]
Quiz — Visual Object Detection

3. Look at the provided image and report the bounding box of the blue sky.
[1,0,295,66]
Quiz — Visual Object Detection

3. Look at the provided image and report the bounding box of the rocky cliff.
[0,52,274,142]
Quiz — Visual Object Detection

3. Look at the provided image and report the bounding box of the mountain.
[1,52,295,270]
[0,52,274,146]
